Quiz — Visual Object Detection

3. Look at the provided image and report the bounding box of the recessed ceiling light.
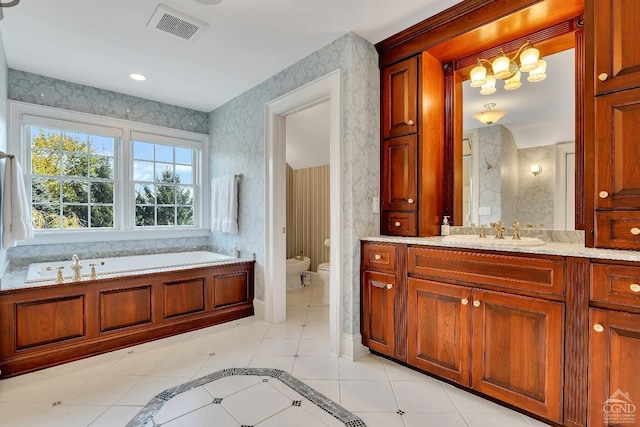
[193,0,223,4]
[130,73,146,81]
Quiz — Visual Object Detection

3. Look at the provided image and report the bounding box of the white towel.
[211,175,239,234]
[2,157,34,249]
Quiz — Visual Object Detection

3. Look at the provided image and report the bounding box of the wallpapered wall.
[209,32,380,336]
[3,69,211,265]
[518,145,555,227]
[286,164,330,272]
[8,70,209,134]
[0,33,9,272]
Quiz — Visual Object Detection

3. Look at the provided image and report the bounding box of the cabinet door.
[594,0,640,94]
[381,56,418,139]
[407,278,471,386]
[381,135,417,212]
[361,270,395,356]
[589,309,640,427]
[471,290,564,423]
[595,88,640,211]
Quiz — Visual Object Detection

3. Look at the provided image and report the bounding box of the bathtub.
[1,250,255,377]
[25,251,235,284]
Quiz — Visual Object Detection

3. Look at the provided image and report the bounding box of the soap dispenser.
[441,216,450,236]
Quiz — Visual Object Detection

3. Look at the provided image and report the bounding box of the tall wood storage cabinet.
[380,57,419,236]
[591,0,640,250]
[380,53,444,237]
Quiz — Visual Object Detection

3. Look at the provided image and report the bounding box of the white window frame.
[8,101,210,245]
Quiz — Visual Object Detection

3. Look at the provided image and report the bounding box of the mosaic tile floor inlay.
[126,367,366,427]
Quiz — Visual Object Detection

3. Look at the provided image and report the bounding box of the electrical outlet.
[372,197,380,213]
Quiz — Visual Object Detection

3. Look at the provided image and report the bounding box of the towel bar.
[0,151,14,159]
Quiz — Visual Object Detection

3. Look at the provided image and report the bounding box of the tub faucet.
[71,254,82,281]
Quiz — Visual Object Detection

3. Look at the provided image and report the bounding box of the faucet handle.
[89,264,97,280]
[512,219,521,240]
[479,224,487,238]
[56,266,64,283]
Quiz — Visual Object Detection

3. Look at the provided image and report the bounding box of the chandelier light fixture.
[469,41,547,94]
[473,103,507,125]
[0,0,19,21]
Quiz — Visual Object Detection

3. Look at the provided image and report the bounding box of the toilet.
[316,238,331,305]
[317,262,330,305]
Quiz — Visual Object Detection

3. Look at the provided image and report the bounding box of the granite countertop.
[0,258,255,292]
[363,235,640,263]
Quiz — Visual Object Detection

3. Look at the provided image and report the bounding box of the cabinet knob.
[374,254,381,260]
[473,300,481,307]
[461,298,469,305]
[593,323,604,333]
[394,221,402,227]
[406,119,415,126]
[631,227,640,236]
[630,283,640,293]
[598,73,609,81]
[386,283,393,290]
[407,198,414,204]
[599,191,609,199]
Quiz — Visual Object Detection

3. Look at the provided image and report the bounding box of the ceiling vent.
[147,4,208,41]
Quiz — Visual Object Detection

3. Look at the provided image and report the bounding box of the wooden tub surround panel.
[0,261,255,378]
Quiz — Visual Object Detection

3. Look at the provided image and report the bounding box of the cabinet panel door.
[361,270,396,356]
[407,278,471,386]
[381,135,417,212]
[382,56,418,139]
[471,290,564,423]
[594,0,640,94]
[595,88,640,210]
[589,309,640,427]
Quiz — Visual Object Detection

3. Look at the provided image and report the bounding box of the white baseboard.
[253,298,265,320]
[340,333,369,360]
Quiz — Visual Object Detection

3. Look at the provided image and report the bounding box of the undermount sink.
[441,234,546,246]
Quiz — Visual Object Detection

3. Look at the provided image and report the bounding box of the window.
[29,125,117,230]
[10,102,209,242]
[132,139,195,227]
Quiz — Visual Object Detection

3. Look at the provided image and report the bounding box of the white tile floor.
[0,283,552,427]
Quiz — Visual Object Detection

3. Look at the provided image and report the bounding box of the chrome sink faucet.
[71,254,82,281]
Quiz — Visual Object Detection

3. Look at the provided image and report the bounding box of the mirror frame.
[443,16,586,229]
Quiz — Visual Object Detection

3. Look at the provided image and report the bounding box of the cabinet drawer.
[595,211,640,250]
[382,212,417,236]
[408,247,565,297]
[591,262,640,310]
[362,243,396,272]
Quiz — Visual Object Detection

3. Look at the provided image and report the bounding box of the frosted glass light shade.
[504,71,522,90]
[528,59,548,82]
[480,74,496,95]
[473,108,507,125]
[519,46,540,72]
[470,64,487,87]
[492,53,511,79]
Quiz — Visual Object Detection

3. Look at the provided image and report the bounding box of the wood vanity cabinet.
[592,0,640,95]
[593,87,640,249]
[588,309,640,427]
[589,0,640,250]
[588,261,640,426]
[361,242,407,360]
[406,246,565,423]
[381,56,418,139]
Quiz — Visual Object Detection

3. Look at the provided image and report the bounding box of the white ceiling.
[286,101,330,170]
[463,49,575,149]
[0,0,461,112]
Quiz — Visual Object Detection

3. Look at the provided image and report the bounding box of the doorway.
[264,70,342,355]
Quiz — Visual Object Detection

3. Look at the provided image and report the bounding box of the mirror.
[460,48,575,230]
